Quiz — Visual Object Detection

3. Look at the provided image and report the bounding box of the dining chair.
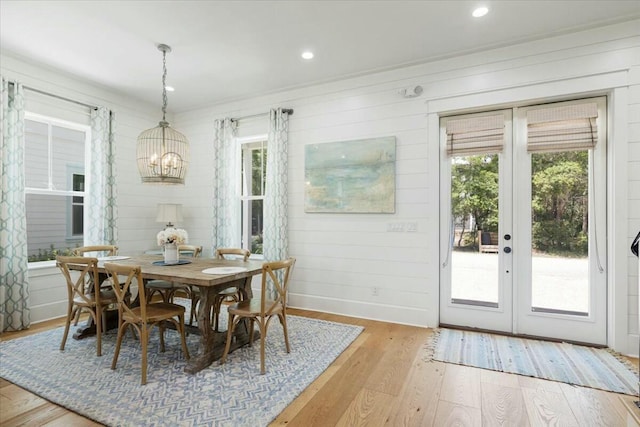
[145,244,202,324]
[104,262,190,385]
[212,248,251,331]
[70,245,119,325]
[56,256,118,357]
[220,257,296,374]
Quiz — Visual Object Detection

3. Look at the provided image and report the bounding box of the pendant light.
[136,44,189,184]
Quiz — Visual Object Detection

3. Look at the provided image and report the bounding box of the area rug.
[0,310,363,426]
[431,328,638,395]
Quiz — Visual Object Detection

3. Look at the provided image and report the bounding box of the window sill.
[28,260,57,270]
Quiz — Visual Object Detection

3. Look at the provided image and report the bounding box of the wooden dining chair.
[104,262,190,385]
[145,244,202,324]
[56,256,118,357]
[70,245,119,325]
[220,257,296,374]
[212,248,251,331]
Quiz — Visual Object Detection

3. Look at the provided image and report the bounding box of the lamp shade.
[156,203,183,226]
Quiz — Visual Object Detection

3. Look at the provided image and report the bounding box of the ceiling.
[2,1,639,112]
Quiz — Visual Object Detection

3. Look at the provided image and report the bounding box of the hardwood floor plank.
[41,411,102,427]
[480,368,520,388]
[439,364,482,409]
[433,400,482,427]
[335,388,393,427]
[520,385,579,426]
[517,375,564,393]
[385,354,445,427]
[560,382,626,426]
[0,383,51,424]
[480,382,530,427]
[363,324,429,396]
[284,341,385,426]
[270,331,371,425]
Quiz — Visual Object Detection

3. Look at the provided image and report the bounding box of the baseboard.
[287,293,435,328]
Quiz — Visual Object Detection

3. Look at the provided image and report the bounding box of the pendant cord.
[162,49,168,123]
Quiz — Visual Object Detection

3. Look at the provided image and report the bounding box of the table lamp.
[156,203,183,229]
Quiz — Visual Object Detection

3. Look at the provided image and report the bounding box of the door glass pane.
[451,154,500,307]
[530,150,589,315]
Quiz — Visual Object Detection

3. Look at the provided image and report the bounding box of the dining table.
[85,254,264,374]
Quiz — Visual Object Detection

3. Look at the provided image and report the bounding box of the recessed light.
[472,6,489,18]
[165,85,175,92]
[301,51,314,60]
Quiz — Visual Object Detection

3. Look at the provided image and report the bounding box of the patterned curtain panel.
[0,77,30,331]
[263,109,290,298]
[87,107,118,246]
[211,118,240,254]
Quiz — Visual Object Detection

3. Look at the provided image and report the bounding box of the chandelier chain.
[162,48,168,122]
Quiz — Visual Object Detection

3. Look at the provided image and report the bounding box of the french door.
[439,97,607,345]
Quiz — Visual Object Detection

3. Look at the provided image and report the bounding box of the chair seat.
[123,302,185,323]
[228,298,283,317]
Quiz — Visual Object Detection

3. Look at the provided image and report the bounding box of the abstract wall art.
[304,136,396,213]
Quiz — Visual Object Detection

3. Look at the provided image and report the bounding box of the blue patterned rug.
[432,328,638,395]
[0,309,363,426]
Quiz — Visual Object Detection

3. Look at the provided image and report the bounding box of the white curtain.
[86,107,118,246]
[212,118,240,253]
[263,109,290,297]
[0,77,30,331]
[263,108,290,263]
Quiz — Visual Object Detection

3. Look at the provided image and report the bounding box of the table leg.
[184,277,259,374]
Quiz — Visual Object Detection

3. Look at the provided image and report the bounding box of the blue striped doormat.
[432,328,638,395]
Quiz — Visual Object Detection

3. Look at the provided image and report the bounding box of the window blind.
[527,102,598,153]
[446,114,505,157]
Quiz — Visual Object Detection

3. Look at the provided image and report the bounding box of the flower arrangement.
[157,227,188,246]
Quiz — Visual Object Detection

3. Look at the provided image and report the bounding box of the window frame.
[237,134,268,258]
[24,112,91,263]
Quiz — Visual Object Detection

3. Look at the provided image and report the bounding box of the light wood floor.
[1,309,639,426]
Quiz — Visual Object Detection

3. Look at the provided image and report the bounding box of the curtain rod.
[231,108,294,122]
[21,85,98,110]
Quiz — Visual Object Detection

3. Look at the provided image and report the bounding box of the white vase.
[164,244,179,264]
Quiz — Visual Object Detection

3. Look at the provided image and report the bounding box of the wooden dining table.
[91,254,265,374]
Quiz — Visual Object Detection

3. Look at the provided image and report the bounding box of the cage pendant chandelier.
[136,44,189,184]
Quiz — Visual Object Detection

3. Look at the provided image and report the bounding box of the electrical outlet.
[372,287,379,296]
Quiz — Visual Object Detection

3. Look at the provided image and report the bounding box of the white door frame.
[427,71,631,353]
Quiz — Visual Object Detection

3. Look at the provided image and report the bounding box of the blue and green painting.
[304,136,395,213]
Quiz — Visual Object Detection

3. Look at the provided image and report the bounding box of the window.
[239,136,267,255]
[24,113,89,262]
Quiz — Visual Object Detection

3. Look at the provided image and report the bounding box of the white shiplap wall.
[2,20,639,354]
[175,20,640,354]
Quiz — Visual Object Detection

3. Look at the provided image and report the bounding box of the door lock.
[504,247,512,253]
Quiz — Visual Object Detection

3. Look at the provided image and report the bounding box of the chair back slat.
[74,245,118,257]
[215,248,250,261]
[105,263,145,320]
[56,256,100,306]
[178,245,203,258]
